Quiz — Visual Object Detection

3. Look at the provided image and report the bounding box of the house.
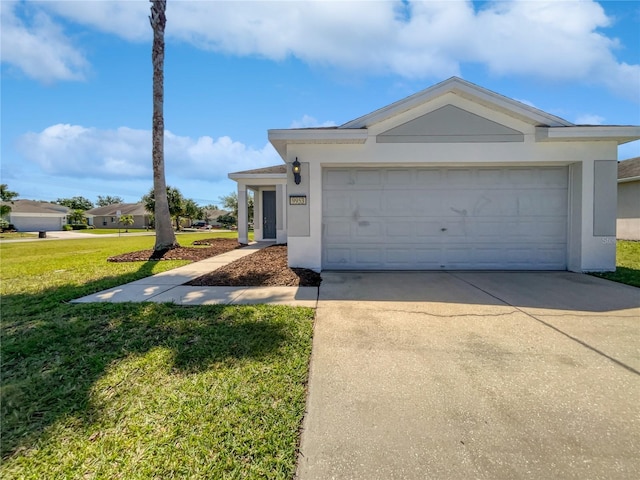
[229,77,640,272]
[1,200,70,231]
[617,157,640,240]
[201,208,231,228]
[86,203,151,229]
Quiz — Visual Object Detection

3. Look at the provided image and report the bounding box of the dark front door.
[262,191,276,239]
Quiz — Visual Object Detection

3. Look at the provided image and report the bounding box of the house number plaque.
[289,195,307,205]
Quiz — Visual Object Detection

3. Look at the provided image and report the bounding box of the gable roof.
[86,203,149,216]
[268,76,640,160]
[2,200,70,215]
[619,157,640,182]
[341,76,573,129]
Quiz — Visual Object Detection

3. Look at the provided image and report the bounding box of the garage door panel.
[323,167,567,270]
[416,169,443,184]
[445,169,474,184]
[354,169,382,185]
[386,169,413,185]
[387,221,415,237]
[325,169,353,187]
[324,194,352,215]
[355,221,382,237]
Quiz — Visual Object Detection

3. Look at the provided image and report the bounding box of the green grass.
[0,231,38,239]
[592,240,640,288]
[80,228,153,234]
[1,234,313,479]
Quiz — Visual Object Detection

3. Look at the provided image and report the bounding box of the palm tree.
[119,214,135,232]
[150,0,178,250]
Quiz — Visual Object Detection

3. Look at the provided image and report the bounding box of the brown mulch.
[107,240,321,287]
[107,238,241,262]
[186,245,322,287]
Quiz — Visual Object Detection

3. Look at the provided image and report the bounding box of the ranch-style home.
[86,203,151,229]
[229,77,640,272]
[1,200,70,232]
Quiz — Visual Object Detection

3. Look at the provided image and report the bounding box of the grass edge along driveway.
[591,240,640,288]
[1,234,314,479]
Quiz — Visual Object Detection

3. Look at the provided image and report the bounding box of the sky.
[1,0,639,208]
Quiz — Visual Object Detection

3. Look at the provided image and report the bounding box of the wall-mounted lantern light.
[292,157,301,185]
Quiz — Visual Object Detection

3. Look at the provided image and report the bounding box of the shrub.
[216,213,237,229]
[71,224,89,230]
[62,224,73,231]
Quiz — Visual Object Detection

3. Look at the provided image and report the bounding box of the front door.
[262,190,276,239]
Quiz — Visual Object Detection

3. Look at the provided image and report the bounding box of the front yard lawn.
[592,240,640,288]
[1,234,313,479]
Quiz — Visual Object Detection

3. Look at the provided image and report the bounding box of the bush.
[70,224,89,230]
[216,213,237,229]
[0,219,14,232]
[62,224,73,231]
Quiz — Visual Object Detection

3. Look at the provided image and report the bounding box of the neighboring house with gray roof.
[617,157,640,240]
[86,203,151,229]
[1,200,70,231]
[201,208,231,228]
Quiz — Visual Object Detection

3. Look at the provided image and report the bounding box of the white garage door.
[11,216,64,232]
[322,167,568,270]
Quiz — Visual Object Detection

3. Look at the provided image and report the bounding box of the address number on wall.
[289,195,307,205]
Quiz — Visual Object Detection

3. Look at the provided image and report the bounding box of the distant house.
[86,203,151,229]
[203,208,230,228]
[1,200,70,231]
[617,157,640,240]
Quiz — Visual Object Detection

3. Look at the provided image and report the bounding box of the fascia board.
[536,126,640,144]
[228,173,287,180]
[268,129,368,160]
[618,176,640,184]
[268,129,368,142]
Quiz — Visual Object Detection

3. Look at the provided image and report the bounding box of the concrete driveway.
[297,272,640,480]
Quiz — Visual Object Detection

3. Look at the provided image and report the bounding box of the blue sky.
[2,0,639,207]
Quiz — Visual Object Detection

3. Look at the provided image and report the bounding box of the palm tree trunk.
[150,0,178,251]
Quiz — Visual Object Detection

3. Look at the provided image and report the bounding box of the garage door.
[322,167,568,270]
[11,217,64,232]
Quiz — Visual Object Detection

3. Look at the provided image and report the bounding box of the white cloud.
[16,124,280,182]
[0,0,89,82]
[289,115,337,128]
[5,1,639,100]
[36,0,151,42]
[574,114,605,125]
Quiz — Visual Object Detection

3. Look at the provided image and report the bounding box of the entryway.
[262,190,276,239]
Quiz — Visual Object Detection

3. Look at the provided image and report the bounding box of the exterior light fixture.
[292,157,301,185]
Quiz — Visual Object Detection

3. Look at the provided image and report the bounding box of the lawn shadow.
[1,261,294,460]
[592,266,640,288]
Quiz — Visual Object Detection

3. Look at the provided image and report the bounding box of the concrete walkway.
[297,271,640,480]
[72,243,318,307]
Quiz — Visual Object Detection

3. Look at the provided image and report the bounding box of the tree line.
[1,181,249,231]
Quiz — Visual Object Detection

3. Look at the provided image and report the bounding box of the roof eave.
[268,129,369,160]
[618,176,640,183]
[228,173,287,180]
[536,126,640,145]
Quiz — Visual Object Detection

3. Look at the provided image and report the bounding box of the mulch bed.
[107,240,321,287]
[107,238,241,262]
[187,245,322,287]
